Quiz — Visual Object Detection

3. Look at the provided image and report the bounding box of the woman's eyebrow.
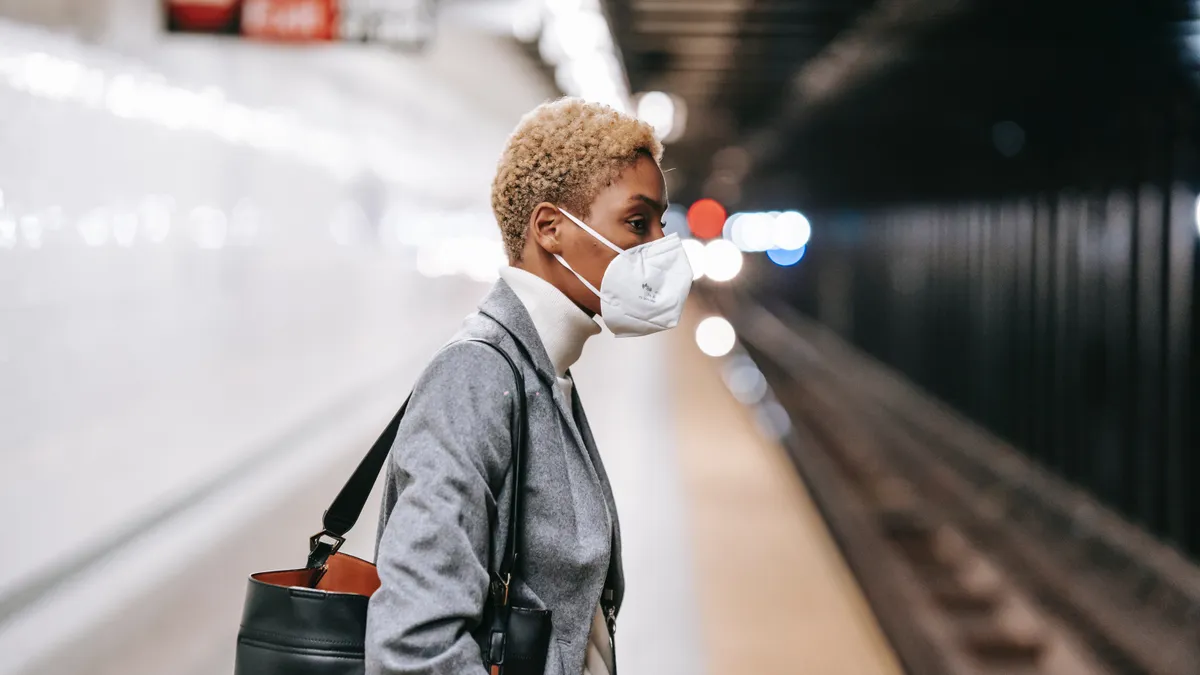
[630,194,666,213]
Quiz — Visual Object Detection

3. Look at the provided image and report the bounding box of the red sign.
[241,0,337,41]
[166,0,243,34]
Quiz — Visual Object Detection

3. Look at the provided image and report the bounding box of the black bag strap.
[307,338,528,598]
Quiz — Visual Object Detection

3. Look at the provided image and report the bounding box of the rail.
[711,289,1200,675]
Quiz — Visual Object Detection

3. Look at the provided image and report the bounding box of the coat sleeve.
[365,341,516,675]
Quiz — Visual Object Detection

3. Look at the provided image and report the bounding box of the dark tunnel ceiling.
[606,0,1200,210]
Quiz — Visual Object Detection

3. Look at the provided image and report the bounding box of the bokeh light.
[721,211,744,240]
[703,239,743,282]
[992,120,1026,158]
[772,211,811,250]
[735,212,772,251]
[727,210,810,252]
[755,400,792,440]
[112,211,137,247]
[662,203,689,238]
[687,198,726,239]
[78,207,111,247]
[723,354,769,405]
[767,246,806,266]
[188,206,228,250]
[636,91,675,141]
[696,316,736,357]
[682,238,707,280]
[139,195,173,243]
[0,212,15,250]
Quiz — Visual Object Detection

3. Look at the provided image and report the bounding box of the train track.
[711,291,1200,675]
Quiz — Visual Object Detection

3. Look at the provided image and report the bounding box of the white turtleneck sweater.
[497,266,614,675]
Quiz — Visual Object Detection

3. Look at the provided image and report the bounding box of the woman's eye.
[627,218,647,233]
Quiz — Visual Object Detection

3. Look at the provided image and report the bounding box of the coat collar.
[477,279,559,387]
[478,281,588,446]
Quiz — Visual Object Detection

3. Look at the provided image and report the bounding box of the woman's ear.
[529,202,564,255]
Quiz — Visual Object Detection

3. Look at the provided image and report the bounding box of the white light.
[554,62,579,96]
[696,316,736,357]
[561,52,627,111]
[727,212,749,249]
[726,210,810,252]
[18,215,42,249]
[139,196,173,243]
[554,11,612,62]
[416,245,452,278]
[78,208,111,247]
[755,401,792,440]
[189,206,227,250]
[682,238,706,280]
[703,239,743,282]
[723,357,768,405]
[1194,194,1200,237]
[512,1,542,42]
[0,29,381,182]
[13,51,85,101]
[103,73,140,119]
[40,206,65,232]
[665,95,687,143]
[722,212,745,241]
[230,199,261,245]
[111,211,137,247]
[741,213,774,252]
[772,211,811,250]
[539,23,568,67]
[636,91,675,141]
[536,0,630,112]
[0,213,16,249]
[545,0,601,14]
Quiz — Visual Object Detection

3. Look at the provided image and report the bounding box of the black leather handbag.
[234,339,551,675]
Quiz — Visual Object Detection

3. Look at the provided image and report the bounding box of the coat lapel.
[477,282,591,453]
[568,382,626,609]
[477,281,623,601]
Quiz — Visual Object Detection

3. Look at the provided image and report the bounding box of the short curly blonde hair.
[492,97,663,261]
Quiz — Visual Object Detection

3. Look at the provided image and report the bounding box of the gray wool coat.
[365,280,623,675]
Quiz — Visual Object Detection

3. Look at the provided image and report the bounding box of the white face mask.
[553,207,694,338]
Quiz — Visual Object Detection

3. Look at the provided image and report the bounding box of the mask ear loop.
[553,207,623,298]
[558,208,624,255]
[553,253,603,297]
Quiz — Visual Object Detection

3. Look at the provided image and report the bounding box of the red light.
[687,199,726,239]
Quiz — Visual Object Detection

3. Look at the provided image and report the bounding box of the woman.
[365,97,693,675]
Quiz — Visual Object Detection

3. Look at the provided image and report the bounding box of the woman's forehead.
[607,157,666,203]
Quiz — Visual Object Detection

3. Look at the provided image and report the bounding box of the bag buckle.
[309,530,345,554]
[307,530,345,569]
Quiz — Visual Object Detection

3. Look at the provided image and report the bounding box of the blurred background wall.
[0,4,558,673]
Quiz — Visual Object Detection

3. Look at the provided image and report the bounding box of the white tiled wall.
[0,11,554,602]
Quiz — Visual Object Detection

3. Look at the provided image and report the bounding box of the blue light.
[767,246,806,266]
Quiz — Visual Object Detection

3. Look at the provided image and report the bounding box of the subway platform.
[0,277,902,675]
